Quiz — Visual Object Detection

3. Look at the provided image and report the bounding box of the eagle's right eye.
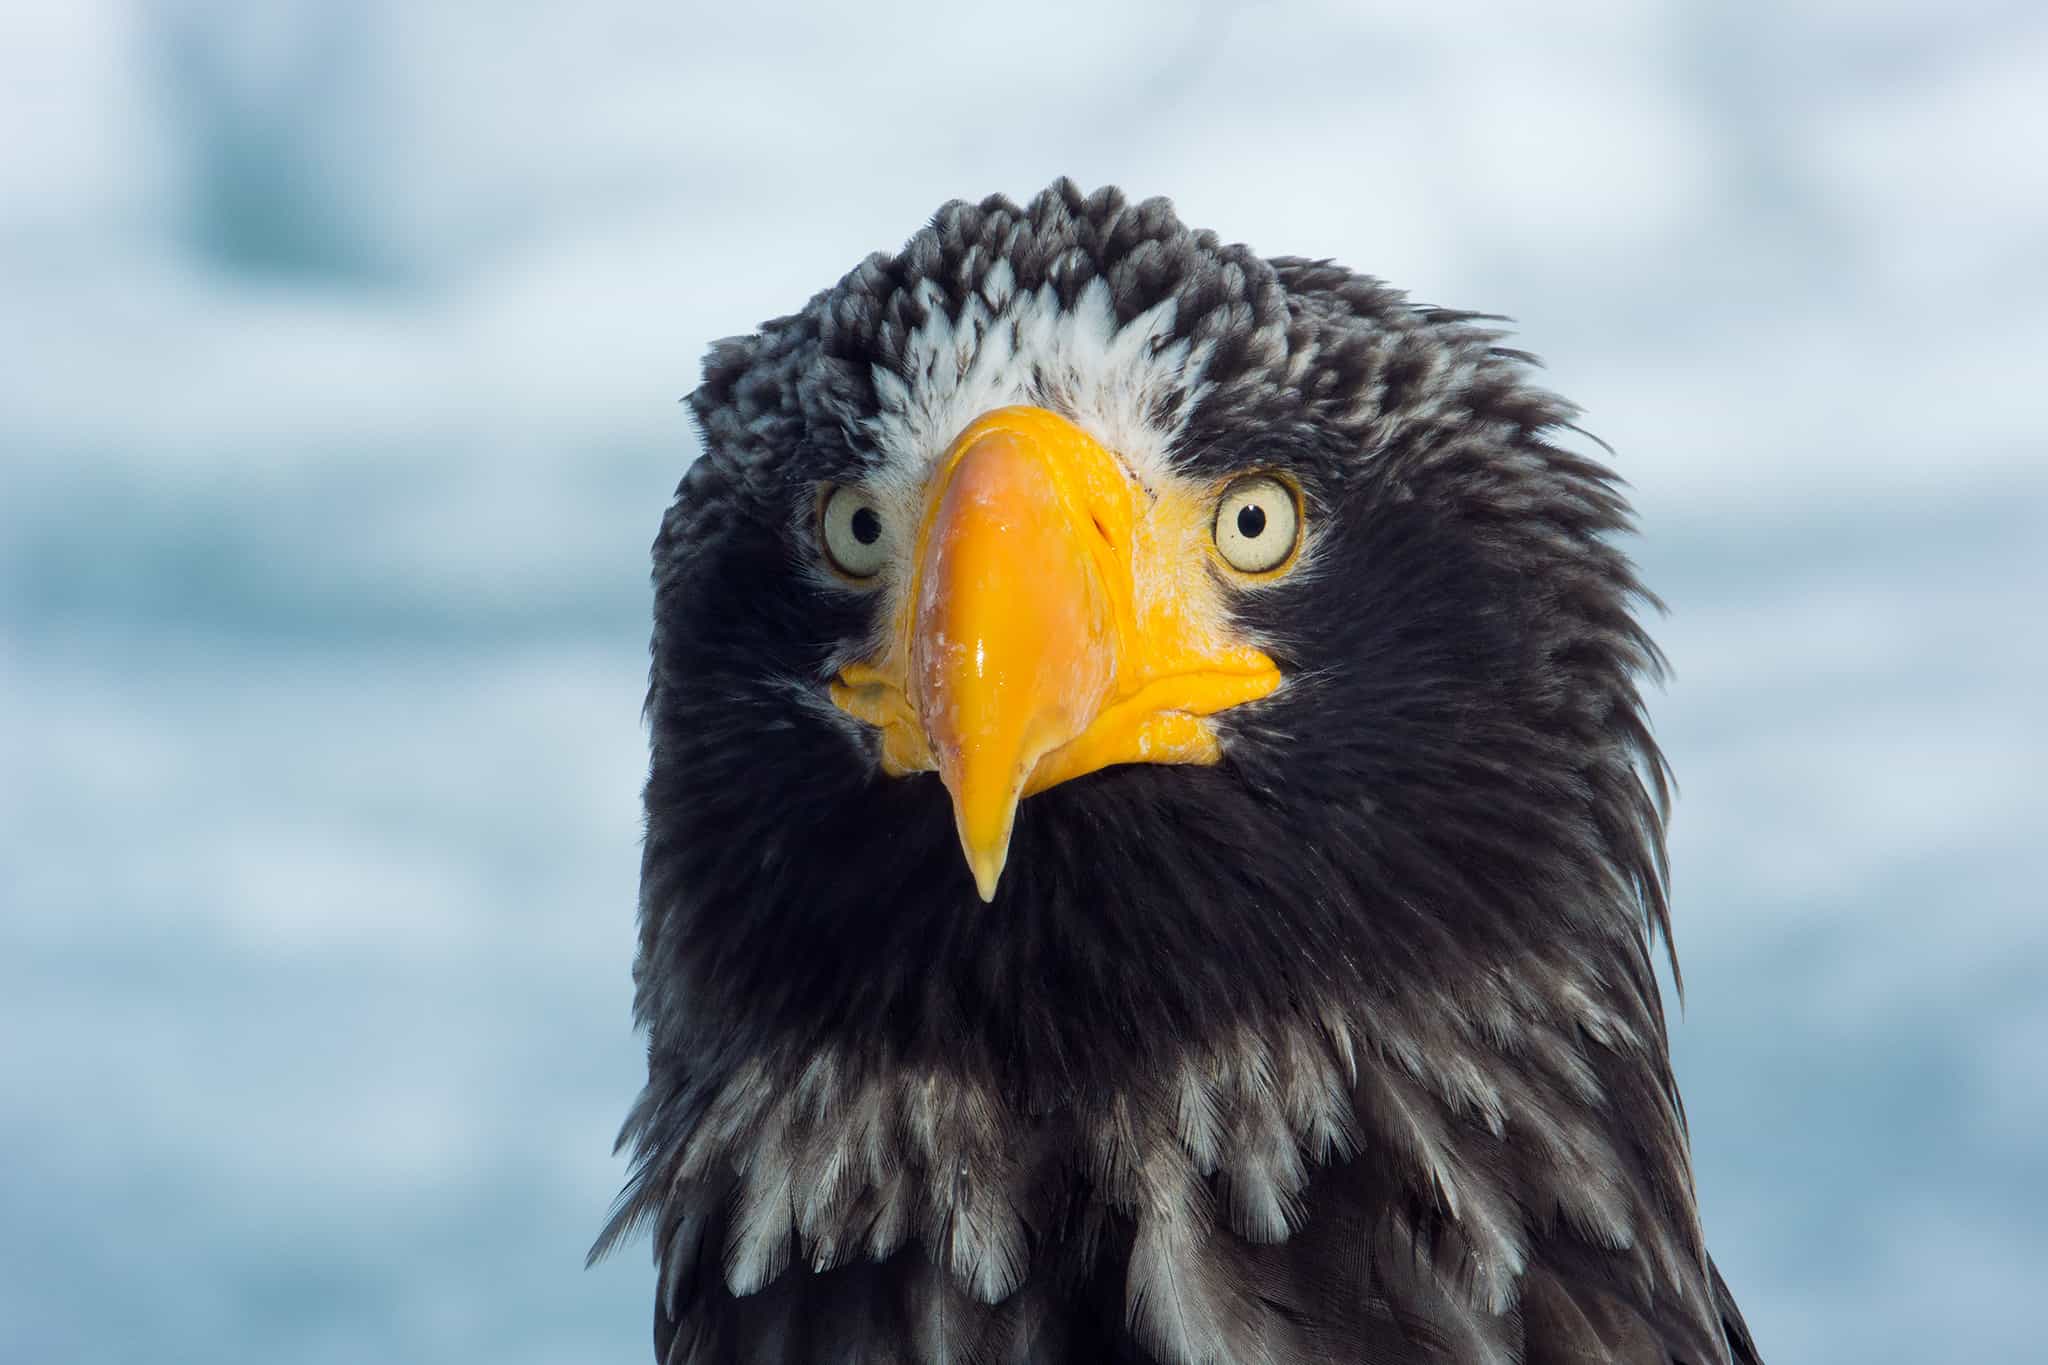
[820,484,890,580]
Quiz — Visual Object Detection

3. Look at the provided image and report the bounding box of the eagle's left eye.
[1213,475,1300,574]
[820,484,890,579]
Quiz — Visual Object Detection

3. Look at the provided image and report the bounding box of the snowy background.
[3,2,2043,1362]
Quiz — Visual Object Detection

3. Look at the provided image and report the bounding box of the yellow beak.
[830,407,1281,901]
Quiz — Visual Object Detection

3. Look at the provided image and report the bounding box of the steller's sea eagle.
[594,180,1761,1365]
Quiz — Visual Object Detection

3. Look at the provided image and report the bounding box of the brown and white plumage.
[596,180,1760,1365]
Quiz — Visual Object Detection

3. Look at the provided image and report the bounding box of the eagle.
[595,180,1762,1365]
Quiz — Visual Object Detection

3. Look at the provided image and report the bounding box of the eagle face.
[606,182,1758,1365]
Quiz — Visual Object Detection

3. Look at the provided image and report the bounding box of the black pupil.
[1235,502,1267,539]
[849,506,882,545]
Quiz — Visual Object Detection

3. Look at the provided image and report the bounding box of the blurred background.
[2,2,2042,1362]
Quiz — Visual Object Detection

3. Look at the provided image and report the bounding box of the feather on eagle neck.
[627,974,1703,1358]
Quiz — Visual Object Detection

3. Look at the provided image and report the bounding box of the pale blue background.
[3,3,2043,1362]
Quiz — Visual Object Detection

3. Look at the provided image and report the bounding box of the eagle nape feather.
[595,179,1761,1365]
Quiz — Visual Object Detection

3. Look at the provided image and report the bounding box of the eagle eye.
[1213,475,1300,574]
[820,484,890,579]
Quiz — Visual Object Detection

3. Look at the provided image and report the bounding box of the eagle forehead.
[687,181,1319,503]
[861,275,1209,495]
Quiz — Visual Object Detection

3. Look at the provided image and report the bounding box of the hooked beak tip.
[968,849,1005,904]
[951,789,1016,903]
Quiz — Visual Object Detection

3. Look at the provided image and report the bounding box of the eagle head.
[600,180,1757,1365]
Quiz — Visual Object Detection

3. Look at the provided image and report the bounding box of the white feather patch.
[862,275,1211,504]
